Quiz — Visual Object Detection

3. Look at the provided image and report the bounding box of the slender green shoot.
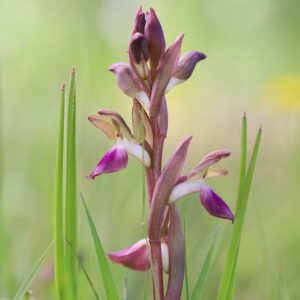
[12,241,54,300]
[65,67,78,297]
[191,225,220,300]
[217,124,262,300]
[64,235,100,300]
[143,271,148,300]
[183,221,190,300]
[236,113,247,213]
[81,193,120,300]
[54,83,66,298]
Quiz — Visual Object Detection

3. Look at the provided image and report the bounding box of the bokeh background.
[0,0,299,299]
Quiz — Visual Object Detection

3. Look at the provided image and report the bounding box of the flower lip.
[108,238,150,271]
[199,180,234,222]
[87,146,128,179]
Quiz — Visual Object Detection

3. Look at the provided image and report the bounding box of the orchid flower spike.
[108,237,169,273]
[169,150,234,222]
[87,110,151,179]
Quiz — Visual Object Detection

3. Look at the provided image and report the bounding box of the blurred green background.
[0,0,299,299]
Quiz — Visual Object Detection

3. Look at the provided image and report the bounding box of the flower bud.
[133,6,146,34]
[129,33,149,64]
[109,63,150,108]
[145,8,166,72]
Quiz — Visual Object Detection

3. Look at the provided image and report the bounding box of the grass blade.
[217,124,262,300]
[64,235,100,300]
[143,271,149,300]
[236,113,247,213]
[81,193,120,300]
[12,241,54,300]
[191,225,220,300]
[65,67,78,297]
[123,277,128,300]
[54,83,66,298]
[183,221,190,300]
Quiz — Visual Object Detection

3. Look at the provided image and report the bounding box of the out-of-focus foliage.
[0,0,299,298]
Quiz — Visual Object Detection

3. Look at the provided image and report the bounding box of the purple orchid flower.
[169,150,234,222]
[88,6,233,300]
[87,110,151,179]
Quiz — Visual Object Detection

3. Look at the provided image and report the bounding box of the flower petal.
[145,8,166,72]
[98,109,133,140]
[149,34,184,118]
[122,139,151,168]
[88,115,116,141]
[108,239,150,271]
[165,51,206,93]
[87,146,128,179]
[168,178,202,204]
[108,63,150,108]
[204,167,228,179]
[199,180,234,222]
[188,150,231,179]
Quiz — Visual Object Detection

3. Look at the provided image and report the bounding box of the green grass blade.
[54,84,66,298]
[217,125,262,300]
[191,225,220,300]
[65,68,78,297]
[183,221,190,300]
[81,193,120,300]
[12,241,54,300]
[236,113,247,213]
[0,65,4,271]
[64,235,100,300]
[143,271,148,300]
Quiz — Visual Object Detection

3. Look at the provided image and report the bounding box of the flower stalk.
[87,7,234,299]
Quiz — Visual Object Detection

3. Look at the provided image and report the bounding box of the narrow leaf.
[81,194,120,300]
[54,84,66,298]
[65,68,78,297]
[191,226,220,300]
[13,242,54,300]
[64,236,100,300]
[217,125,262,300]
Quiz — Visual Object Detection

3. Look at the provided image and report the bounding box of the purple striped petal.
[108,63,150,108]
[87,146,128,179]
[188,150,231,179]
[149,34,184,118]
[165,51,206,93]
[199,181,234,222]
[108,239,150,271]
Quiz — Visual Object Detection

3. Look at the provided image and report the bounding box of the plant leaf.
[81,194,120,300]
[217,124,262,300]
[13,242,54,300]
[65,68,78,297]
[191,226,220,300]
[54,84,66,298]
